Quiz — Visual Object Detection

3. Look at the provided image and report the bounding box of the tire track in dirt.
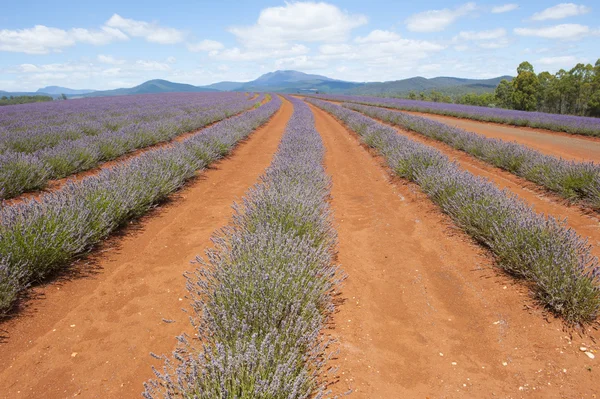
[0,97,293,399]
[309,102,599,398]
[404,110,600,162]
[377,117,600,261]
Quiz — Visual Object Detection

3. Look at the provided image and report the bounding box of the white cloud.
[355,30,401,44]
[70,27,128,45]
[0,26,74,54]
[319,43,353,55]
[134,60,171,71]
[454,28,507,41]
[229,1,367,49]
[187,39,225,52]
[166,56,177,64]
[275,55,328,70]
[105,14,184,44]
[514,24,596,40]
[536,55,579,65]
[531,3,591,21]
[0,25,127,54]
[405,2,477,33]
[97,54,126,65]
[211,44,310,61]
[492,4,519,13]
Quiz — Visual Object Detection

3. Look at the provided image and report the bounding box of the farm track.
[357,110,600,261]
[3,97,268,207]
[0,97,292,398]
[309,102,599,398]
[403,110,600,163]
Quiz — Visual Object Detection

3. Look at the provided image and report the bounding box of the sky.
[0,0,598,91]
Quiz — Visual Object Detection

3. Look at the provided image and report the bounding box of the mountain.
[209,70,363,93]
[37,86,96,95]
[204,81,245,91]
[81,79,219,97]
[13,70,512,99]
[350,76,513,96]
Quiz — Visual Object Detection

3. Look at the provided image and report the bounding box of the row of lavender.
[144,97,341,398]
[344,102,600,209]
[0,96,281,316]
[307,98,600,324]
[0,93,263,199]
[313,94,600,137]
[0,92,254,153]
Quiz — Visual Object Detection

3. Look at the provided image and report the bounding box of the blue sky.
[0,1,598,91]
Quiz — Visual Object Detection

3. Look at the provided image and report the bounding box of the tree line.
[0,95,54,106]
[399,59,600,118]
[496,60,600,117]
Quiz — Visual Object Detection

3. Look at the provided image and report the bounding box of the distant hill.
[37,86,96,95]
[204,70,363,93]
[80,79,219,97]
[1,90,60,98]
[2,70,514,99]
[350,76,513,96]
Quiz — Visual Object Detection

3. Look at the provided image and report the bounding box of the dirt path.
[4,101,263,207]
[365,113,600,260]
[404,110,600,163]
[309,102,599,398]
[0,98,292,399]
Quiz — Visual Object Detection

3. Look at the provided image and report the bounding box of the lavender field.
[313,94,600,137]
[0,92,261,199]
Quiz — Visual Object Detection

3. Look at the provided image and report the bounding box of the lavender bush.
[0,95,281,315]
[343,103,600,209]
[308,98,600,324]
[313,94,600,137]
[144,97,341,398]
[0,92,263,199]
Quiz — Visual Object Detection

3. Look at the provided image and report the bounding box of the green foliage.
[0,95,53,106]
[512,62,540,111]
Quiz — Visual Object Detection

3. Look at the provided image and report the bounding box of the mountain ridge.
[2,70,512,98]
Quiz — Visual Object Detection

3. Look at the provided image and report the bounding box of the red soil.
[0,97,293,398]
[309,102,599,398]
[405,110,600,163]
[4,102,263,207]
[365,111,600,261]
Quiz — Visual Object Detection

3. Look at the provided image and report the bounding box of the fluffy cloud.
[454,28,507,41]
[492,4,519,13]
[229,1,367,49]
[0,14,181,54]
[514,24,596,40]
[187,39,225,52]
[210,44,310,62]
[0,25,127,54]
[405,2,477,33]
[97,54,126,65]
[105,14,185,44]
[531,3,591,21]
[355,30,401,44]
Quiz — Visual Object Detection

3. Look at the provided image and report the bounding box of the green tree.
[511,61,539,111]
[495,79,514,108]
[588,59,600,117]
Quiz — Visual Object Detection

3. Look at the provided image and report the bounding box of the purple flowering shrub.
[312,94,600,137]
[0,96,281,315]
[343,103,600,209]
[143,97,342,398]
[0,93,264,199]
[307,98,600,324]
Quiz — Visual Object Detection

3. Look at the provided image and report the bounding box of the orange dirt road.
[309,102,599,398]
[406,110,600,163]
[0,98,292,399]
